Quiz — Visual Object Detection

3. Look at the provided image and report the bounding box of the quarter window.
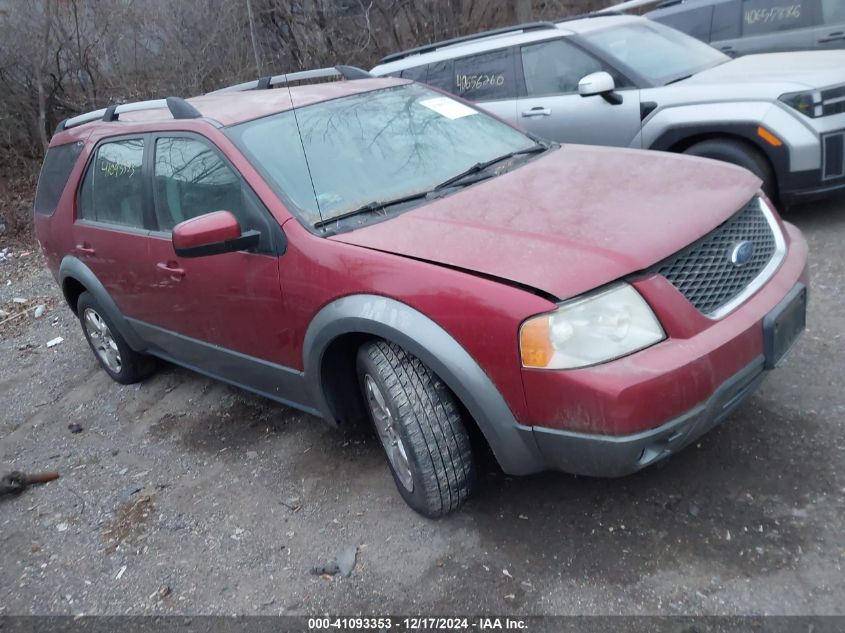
[453,49,516,100]
[425,60,455,92]
[521,39,607,96]
[78,138,145,228]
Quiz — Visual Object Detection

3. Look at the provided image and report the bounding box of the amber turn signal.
[519,315,553,368]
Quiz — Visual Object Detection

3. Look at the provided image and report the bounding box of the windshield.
[582,21,728,86]
[226,83,536,228]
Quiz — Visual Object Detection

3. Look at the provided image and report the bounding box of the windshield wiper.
[433,143,549,191]
[313,190,435,229]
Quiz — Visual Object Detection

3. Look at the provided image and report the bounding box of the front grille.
[658,198,781,317]
[823,131,845,180]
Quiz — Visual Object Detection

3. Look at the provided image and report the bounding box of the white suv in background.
[371,13,845,206]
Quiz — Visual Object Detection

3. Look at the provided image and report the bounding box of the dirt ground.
[1,194,843,617]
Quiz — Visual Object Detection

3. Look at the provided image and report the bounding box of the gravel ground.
[0,195,843,617]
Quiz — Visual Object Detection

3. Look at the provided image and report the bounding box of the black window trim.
[147,130,286,256]
[74,133,154,233]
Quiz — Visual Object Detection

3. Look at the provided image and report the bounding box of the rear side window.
[34,141,84,216]
[742,0,813,35]
[453,49,516,101]
[78,139,145,228]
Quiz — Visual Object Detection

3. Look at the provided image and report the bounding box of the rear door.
[514,37,642,147]
[815,0,845,48]
[73,136,153,322]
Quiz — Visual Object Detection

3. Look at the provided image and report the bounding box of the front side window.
[78,138,145,228]
[583,21,729,85]
[153,137,273,252]
[822,0,845,24]
[226,83,538,229]
[521,39,608,96]
[742,0,812,35]
[453,49,516,101]
[153,137,244,231]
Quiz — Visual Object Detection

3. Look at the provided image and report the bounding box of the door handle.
[818,32,845,43]
[156,261,185,279]
[74,243,95,255]
[521,106,552,117]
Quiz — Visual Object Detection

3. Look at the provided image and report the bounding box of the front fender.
[59,256,146,352]
[302,294,544,475]
[643,101,796,179]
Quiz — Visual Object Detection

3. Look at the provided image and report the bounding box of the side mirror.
[172,210,260,258]
[578,71,623,105]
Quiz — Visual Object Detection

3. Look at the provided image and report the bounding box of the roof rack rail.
[208,65,372,94]
[57,96,201,132]
[379,21,557,65]
[604,0,665,12]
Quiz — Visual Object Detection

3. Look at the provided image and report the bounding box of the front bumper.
[506,222,808,477]
[780,169,845,205]
[520,356,766,477]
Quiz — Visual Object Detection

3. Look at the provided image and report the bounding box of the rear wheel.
[77,292,155,384]
[357,340,475,518]
[683,138,776,201]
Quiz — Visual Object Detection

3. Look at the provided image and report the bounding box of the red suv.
[34,67,808,517]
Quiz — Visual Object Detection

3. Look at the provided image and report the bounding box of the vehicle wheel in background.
[356,340,476,518]
[684,138,777,202]
[76,291,156,384]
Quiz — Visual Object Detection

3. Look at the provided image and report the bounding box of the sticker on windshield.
[419,97,477,120]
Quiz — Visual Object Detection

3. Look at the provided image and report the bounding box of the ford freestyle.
[33,68,808,517]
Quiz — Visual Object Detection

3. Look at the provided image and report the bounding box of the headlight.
[519,283,665,369]
[779,90,823,118]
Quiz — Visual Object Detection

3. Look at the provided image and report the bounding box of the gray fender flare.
[302,294,544,475]
[59,256,146,352]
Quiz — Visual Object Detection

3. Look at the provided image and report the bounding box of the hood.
[683,51,845,91]
[330,145,761,300]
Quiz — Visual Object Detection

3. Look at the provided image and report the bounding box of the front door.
[140,135,288,370]
[515,37,642,147]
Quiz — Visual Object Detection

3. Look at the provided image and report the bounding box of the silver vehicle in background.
[371,14,845,205]
[645,0,845,57]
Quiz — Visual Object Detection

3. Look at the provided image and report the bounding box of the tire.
[357,340,476,518]
[76,292,155,384]
[683,138,777,201]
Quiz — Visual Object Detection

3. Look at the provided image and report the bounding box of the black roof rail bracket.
[165,97,202,120]
[257,76,272,90]
[102,105,119,122]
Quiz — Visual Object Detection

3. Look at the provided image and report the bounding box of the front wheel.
[683,138,777,202]
[357,340,476,518]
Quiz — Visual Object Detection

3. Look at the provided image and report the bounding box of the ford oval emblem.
[730,241,755,267]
